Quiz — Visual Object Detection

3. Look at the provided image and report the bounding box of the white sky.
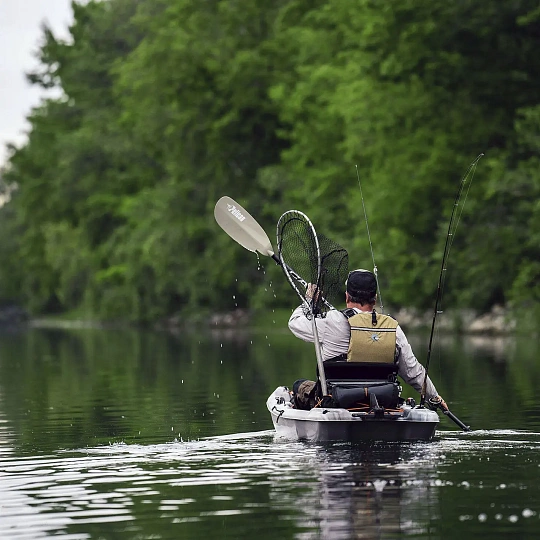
[0,0,73,166]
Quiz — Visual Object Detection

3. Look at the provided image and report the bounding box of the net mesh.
[277,211,348,317]
[316,232,349,314]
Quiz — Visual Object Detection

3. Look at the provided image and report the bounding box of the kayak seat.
[320,361,400,409]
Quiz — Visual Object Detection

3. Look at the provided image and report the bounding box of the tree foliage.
[1,0,540,322]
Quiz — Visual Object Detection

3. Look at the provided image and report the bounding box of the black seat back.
[321,360,397,382]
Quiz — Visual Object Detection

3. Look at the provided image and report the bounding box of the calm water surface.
[0,324,539,539]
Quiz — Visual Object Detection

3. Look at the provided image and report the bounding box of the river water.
[0,324,539,539]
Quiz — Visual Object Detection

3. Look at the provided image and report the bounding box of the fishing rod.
[355,165,384,313]
[419,153,484,426]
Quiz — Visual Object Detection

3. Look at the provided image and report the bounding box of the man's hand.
[428,395,448,411]
[306,283,319,300]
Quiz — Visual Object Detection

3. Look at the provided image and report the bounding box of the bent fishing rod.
[419,153,484,430]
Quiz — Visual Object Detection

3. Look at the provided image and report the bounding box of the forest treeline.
[1,0,539,323]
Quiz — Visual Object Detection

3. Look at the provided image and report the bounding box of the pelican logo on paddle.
[227,204,246,222]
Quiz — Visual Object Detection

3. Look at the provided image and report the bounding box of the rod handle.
[443,408,471,432]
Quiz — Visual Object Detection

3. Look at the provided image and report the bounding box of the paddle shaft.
[270,253,305,286]
[270,253,334,311]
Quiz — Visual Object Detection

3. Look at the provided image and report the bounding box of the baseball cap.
[345,269,377,296]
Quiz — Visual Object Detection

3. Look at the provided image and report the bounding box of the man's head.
[345,269,377,306]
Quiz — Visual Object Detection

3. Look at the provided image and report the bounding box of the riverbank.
[205,304,520,335]
[2,303,524,335]
[391,304,517,334]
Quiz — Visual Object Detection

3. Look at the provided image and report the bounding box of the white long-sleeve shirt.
[288,306,438,399]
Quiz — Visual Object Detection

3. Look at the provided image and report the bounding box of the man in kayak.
[288,269,447,410]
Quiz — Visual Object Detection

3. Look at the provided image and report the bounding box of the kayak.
[267,386,440,443]
[213,195,471,437]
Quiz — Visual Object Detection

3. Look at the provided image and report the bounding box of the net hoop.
[276,210,322,315]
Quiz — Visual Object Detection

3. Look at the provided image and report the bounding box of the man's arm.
[395,326,439,399]
[288,306,315,343]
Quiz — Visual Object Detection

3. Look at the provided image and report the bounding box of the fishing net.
[317,232,349,312]
[276,210,348,317]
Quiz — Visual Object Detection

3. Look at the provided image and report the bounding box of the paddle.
[214,196,310,289]
[215,197,331,396]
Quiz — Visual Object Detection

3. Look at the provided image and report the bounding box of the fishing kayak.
[267,386,440,443]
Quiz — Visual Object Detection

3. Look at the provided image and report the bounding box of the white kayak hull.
[267,387,439,443]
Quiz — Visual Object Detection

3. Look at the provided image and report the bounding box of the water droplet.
[522,509,535,518]
[373,480,387,492]
[478,513,487,522]
[508,515,518,523]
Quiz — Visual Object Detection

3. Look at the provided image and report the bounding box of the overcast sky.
[0,0,73,166]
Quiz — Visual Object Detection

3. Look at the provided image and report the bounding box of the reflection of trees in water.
[407,331,516,364]
[269,443,439,539]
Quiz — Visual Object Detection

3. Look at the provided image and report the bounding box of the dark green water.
[0,324,539,539]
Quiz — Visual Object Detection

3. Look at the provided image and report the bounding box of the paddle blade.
[214,196,274,256]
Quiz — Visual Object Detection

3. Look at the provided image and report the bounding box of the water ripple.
[1,430,540,538]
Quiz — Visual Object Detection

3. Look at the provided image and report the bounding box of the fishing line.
[355,165,384,313]
[420,153,484,408]
[437,156,481,323]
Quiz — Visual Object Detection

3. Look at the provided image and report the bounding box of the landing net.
[276,210,348,317]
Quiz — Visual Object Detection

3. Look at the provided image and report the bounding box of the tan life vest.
[346,311,398,364]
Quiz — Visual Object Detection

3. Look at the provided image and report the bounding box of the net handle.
[276,210,329,395]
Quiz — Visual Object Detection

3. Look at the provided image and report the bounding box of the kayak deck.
[267,387,439,443]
